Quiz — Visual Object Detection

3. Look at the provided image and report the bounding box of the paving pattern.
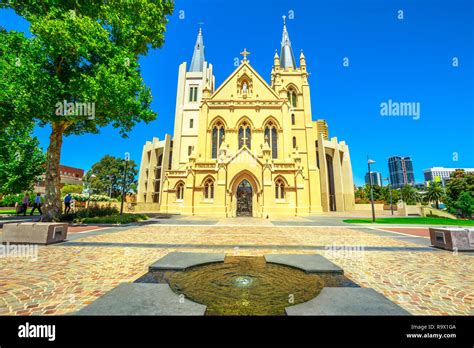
[0,217,472,316]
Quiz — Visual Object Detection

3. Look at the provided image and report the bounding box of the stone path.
[0,216,472,316]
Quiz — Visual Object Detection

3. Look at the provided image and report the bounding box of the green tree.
[381,185,400,205]
[83,155,138,198]
[61,184,83,196]
[362,184,385,202]
[0,122,45,194]
[400,185,421,205]
[0,1,173,220]
[354,186,367,200]
[425,181,445,209]
[457,192,474,218]
[445,169,474,217]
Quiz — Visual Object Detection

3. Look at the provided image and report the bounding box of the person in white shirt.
[30,193,43,216]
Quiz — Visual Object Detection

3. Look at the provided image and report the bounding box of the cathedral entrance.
[236,180,253,216]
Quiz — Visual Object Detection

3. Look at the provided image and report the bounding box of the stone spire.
[299,49,306,67]
[280,16,296,69]
[273,49,280,68]
[189,27,205,72]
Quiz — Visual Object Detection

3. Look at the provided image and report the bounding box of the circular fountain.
[146,256,356,315]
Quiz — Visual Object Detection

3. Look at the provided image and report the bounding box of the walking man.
[21,193,29,216]
[30,193,43,216]
[64,193,72,214]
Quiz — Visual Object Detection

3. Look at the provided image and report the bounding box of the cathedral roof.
[189,28,205,72]
[280,16,297,69]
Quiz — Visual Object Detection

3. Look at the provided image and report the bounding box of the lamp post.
[385,177,394,215]
[367,158,376,222]
[86,174,96,208]
[120,152,130,215]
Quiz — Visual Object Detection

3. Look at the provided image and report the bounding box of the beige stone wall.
[397,203,422,216]
[137,135,171,204]
[354,203,385,211]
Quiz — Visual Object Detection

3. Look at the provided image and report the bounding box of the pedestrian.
[64,193,72,214]
[15,202,21,216]
[30,193,43,216]
[21,193,29,216]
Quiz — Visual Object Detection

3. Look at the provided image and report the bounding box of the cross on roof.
[240,48,251,61]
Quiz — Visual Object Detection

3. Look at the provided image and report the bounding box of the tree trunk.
[436,200,439,209]
[43,122,66,221]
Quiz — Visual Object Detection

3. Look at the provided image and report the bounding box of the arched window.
[204,179,214,200]
[211,121,225,159]
[275,179,285,199]
[287,89,297,107]
[176,182,184,200]
[292,136,297,149]
[238,121,251,149]
[264,121,278,159]
[291,114,295,125]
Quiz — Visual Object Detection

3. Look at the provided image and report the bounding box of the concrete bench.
[429,227,474,251]
[1,222,68,245]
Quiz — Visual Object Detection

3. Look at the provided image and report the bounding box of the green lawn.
[344,217,474,226]
[0,209,41,215]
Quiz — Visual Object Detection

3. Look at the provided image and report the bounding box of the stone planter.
[2,222,68,245]
[429,227,474,251]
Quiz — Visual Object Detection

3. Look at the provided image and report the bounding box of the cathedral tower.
[171,28,215,169]
[270,17,320,213]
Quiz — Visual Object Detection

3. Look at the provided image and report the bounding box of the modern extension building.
[137,20,355,217]
[423,167,474,186]
[388,156,415,189]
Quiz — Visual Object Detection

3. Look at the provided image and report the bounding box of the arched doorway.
[236,180,253,216]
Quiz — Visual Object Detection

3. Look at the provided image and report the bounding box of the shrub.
[0,194,22,207]
[0,192,45,207]
[61,184,84,196]
[66,193,117,202]
[57,213,77,222]
[75,204,119,218]
[76,214,148,224]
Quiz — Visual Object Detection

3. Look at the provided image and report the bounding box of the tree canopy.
[400,184,421,205]
[0,0,173,219]
[425,181,445,209]
[445,169,474,217]
[83,155,138,199]
[0,122,45,194]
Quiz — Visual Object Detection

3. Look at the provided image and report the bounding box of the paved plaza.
[0,215,472,316]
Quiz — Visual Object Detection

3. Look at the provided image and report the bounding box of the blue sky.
[1,0,473,186]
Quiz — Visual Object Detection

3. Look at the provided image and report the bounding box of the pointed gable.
[226,147,262,167]
[209,61,280,101]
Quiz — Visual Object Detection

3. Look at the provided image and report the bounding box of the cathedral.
[137,20,355,217]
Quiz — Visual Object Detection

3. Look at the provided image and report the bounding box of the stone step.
[76,283,206,316]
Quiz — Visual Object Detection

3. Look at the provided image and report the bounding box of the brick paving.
[68,225,104,234]
[380,227,430,237]
[0,218,472,316]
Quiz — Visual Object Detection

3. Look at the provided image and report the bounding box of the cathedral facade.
[137,21,355,217]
